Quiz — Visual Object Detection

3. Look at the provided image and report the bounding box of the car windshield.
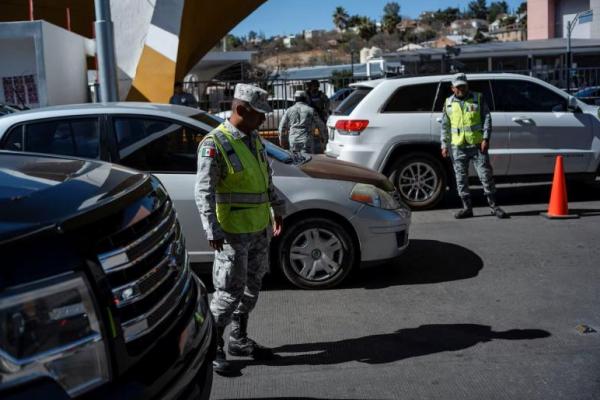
[262,140,310,165]
[190,112,222,128]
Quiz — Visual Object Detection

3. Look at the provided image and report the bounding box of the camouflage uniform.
[307,90,330,124]
[441,92,495,200]
[278,100,327,154]
[194,119,285,328]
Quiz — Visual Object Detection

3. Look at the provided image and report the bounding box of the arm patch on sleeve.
[200,139,217,158]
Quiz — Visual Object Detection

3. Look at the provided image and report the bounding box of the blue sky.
[231,0,525,37]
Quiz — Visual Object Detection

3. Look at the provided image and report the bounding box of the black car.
[0,151,215,399]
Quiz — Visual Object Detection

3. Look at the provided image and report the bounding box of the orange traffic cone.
[541,156,579,219]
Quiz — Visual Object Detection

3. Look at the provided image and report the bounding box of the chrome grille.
[97,200,192,343]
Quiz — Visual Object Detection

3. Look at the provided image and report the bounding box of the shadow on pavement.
[438,181,600,210]
[199,239,483,292]
[507,207,600,218]
[243,324,550,368]
[348,239,483,290]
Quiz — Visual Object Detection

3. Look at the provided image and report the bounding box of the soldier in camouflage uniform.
[306,79,331,124]
[441,73,508,219]
[195,84,285,375]
[278,90,327,154]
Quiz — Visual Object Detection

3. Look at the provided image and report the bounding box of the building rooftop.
[384,38,600,61]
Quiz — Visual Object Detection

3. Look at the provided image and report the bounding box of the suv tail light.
[335,120,369,135]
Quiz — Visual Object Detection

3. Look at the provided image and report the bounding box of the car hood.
[0,152,148,242]
[299,155,394,191]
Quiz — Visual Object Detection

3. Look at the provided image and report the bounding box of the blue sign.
[578,10,593,24]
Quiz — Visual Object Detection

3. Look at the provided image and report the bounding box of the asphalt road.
[203,181,600,400]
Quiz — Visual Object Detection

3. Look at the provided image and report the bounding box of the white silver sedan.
[0,103,411,289]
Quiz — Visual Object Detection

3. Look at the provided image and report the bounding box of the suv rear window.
[382,83,439,112]
[334,88,372,116]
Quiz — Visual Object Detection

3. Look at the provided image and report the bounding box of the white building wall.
[0,37,37,105]
[110,0,155,99]
[41,22,88,106]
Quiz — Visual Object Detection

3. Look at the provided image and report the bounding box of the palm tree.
[333,6,350,31]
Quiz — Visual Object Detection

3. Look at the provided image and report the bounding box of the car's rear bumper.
[351,205,411,264]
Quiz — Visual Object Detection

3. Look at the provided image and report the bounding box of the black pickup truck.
[0,151,215,399]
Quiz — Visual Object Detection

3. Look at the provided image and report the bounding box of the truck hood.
[299,155,394,191]
[0,152,147,242]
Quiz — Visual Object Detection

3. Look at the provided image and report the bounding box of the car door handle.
[436,117,443,123]
[512,116,533,123]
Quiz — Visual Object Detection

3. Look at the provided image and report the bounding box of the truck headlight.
[350,183,399,210]
[0,274,109,397]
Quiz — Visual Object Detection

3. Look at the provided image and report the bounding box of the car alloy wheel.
[289,228,343,281]
[389,152,446,210]
[398,161,438,203]
[277,217,355,289]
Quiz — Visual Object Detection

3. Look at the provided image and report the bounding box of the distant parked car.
[574,86,600,106]
[326,73,600,209]
[0,103,411,289]
[329,88,354,112]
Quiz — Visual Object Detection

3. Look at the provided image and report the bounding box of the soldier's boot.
[213,327,235,376]
[454,197,473,219]
[228,314,274,360]
[486,194,508,219]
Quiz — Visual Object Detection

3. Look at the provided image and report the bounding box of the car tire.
[388,152,446,210]
[277,217,355,289]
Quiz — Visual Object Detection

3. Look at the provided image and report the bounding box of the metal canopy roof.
[384,38,600,61]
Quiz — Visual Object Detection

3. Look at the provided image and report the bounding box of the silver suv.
[326,73,600,209]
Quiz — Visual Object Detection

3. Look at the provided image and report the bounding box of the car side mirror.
[567,96,580,112]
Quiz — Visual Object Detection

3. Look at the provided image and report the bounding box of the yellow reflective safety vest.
[446,92,484,146]
[207,124,271,234]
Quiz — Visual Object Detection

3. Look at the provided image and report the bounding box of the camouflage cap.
[451,73,468,87]
[234,83,273,113]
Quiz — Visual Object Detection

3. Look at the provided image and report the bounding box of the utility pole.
[94,0,119,102]
[566,10,593,93]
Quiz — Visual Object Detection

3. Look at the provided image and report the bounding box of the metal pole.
[28,0,34,20]
[567,20,572,93]
[94,0,119,102]
[350,51,354,78]
[66,8,71,31]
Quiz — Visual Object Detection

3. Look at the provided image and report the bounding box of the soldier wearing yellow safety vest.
[441,73,508,219]
[195,84,285,375]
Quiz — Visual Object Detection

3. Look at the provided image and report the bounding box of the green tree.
[517,1,527,14]
[348,15,364,28]
[333,6,350,31]
[358,18,378,41]
[224,34,241,50]
[488,1,509,22]
[248,30,257,41]
[382,2,401,34]
[467,0,488,20]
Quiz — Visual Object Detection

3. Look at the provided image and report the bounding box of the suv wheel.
[277,217,355,289]
[389,153,446,210]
